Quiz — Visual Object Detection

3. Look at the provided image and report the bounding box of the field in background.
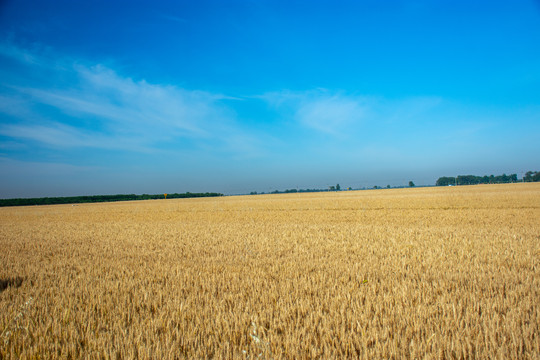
[1,183,539,358]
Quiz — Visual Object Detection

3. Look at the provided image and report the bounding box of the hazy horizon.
[1,1,539,198]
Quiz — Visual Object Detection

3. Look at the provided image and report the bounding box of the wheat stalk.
[1,297,34,345]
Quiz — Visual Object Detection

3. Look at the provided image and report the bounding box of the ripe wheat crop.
[1,183,539,358]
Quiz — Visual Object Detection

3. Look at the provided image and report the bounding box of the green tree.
[336,184,341,191]
[524,171,540,182]
[409,181,415,187]
[436,177,456,186]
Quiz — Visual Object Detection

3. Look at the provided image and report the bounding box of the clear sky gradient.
[1,0,539,197]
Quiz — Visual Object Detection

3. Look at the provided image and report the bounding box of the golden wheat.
[1,183,539,359]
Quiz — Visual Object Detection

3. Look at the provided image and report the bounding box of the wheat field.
[1,183,539,359]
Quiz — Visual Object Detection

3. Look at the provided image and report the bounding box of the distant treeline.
[275,188,329,194]
[251,188,329,195]
[435,172,533,186]
[0,192,223,207]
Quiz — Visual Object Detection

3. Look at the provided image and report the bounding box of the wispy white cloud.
[0,41,41,66]
[0,122,153,152]
[0,122,97,148]
[0,43,243,152]
[261,89,443,136]
[295,95,367,134]
[260,90,368,135]
[0,94,36,118]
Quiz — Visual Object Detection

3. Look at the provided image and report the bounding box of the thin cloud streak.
[0,122,153,152]
[0,41,41,66]
[261,89,444,136]
[260,90,370,136]
[296,95,367,135]
[0,43,246,152]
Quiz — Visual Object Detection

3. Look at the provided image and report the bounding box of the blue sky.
[1,0,539,197]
